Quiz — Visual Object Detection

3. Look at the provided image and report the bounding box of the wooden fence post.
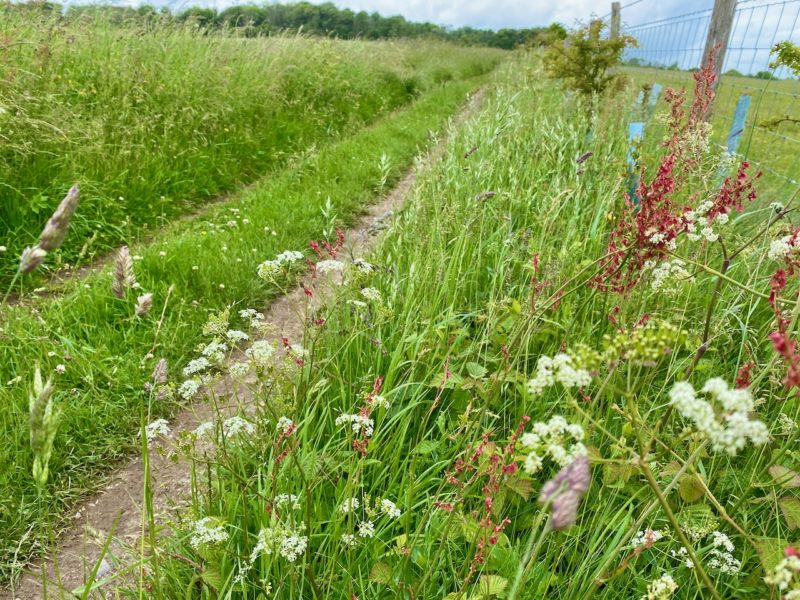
[703,0,736,82]
[611,2,621,38]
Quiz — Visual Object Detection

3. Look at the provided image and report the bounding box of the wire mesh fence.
[619,0,800,197]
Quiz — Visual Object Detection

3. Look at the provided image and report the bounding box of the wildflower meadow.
[1,8,799,600]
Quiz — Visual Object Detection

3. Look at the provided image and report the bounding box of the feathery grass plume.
[112,245,136,298]
[38,184,80,251]
[135,293,153,316]
[29,366,60,490]
[152,358,168,385]
[538,455,590,530]
[18,246,47,274]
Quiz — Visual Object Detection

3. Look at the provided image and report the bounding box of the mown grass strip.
[0,74,489,579]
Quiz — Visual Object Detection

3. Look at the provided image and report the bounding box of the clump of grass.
[0,10,503,287]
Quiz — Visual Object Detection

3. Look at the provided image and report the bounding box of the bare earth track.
[4,88,485,600]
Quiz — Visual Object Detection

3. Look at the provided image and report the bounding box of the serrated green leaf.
[753,537,788,572]
[201,568,222,591]
[414,440,439,455]
[466,362,488,379]
[679,473,705,503]
[769,465,800,488]
[779,496,800,530]
[476,574,508,597]
[369,562,393,584]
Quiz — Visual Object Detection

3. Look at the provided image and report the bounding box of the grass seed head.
[38,184,80,251]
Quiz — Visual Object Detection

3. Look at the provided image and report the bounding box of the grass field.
[625,66,800,196]
[0,35,497,581]
[3,20,800,600]
[0,11,502,288]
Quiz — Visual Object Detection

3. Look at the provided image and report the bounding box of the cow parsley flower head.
[528,354,592,396]
[380,499,401,519]
[357,520,375,538]
[277,416,295,435]
[276,250,304,264]
[245,341,275,367]
[183,357,211,376]
[316,259,345,275]
[354,258,375,274]
[360,287,382,302]
[222,416,255,437]
[202,341,228,363]
[669,378,768,455]
[641,573,678,600]
[229,361,250,378]
[226,329,249,344]
[190,517,229,549]
[257,260,281,280]
[335,413,375,437]
[178,379,201,400]
[519,416,587,474]
[193,421,215,437]
[339,497,360,514]
[341,533,358,547]
[142,418,170,441]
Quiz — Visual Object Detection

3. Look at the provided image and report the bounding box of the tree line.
[4,1,567,50]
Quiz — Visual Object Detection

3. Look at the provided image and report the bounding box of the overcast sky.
[157,0,712,30]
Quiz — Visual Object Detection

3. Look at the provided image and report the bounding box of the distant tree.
[754,70,775,80]
[724,69,744,77]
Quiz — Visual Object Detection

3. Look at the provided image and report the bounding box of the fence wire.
[619,0,800,196]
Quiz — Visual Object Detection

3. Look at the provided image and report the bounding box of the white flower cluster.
[684,199,722,243]
[707,531,740,575]
[222,416,255,437]
[380,499,402,519]
[519,416,587,474]
[226,329,249,344]
[229,361,250,378]
[641,573,678,600]
[669,378,769,455]
[202,341,228,363]
[360,287,382,302]
[277,416,295,435]
[183,357,211,376]
[316,259,345,275]
[335,413,375,437]
[368,394,390,410]
[354,258,375,274]
[239,308,266,330]
[275,494,301,510]
[245,340,275,367]
[647,259,692,294]
[670,546,694,568]
[190,517,229,549]
[142,418,170,441]
[768,235,798,262]
[178,379,201,400]
[630,528,665,550]
[257,250,304,281]
[765,553,800,595]
[339,497,360,514]
[193,421,215,437]
[358,520,375,538]
[778,413,798,435]
[527,354,592,396]
[249,525,308,563]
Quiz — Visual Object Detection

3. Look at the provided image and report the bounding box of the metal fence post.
[611,2,621,38]
[702,0,736,80]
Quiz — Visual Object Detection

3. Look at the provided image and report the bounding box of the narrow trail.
[4,88,485,600]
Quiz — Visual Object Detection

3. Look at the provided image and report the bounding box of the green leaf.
[414,440,439,455]
[769,465,800,488]
[465,362,488,379]
[503,474,533,500]
[753,537,788,572]
[475,574,508,598]
[779,496,800,530]
[369,562,393,584]
[200,568,222,591]
[679,473,705,503]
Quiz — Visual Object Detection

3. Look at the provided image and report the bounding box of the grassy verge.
[136,55,797,599]
[0,11,503,286]
[0,74,489,581]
